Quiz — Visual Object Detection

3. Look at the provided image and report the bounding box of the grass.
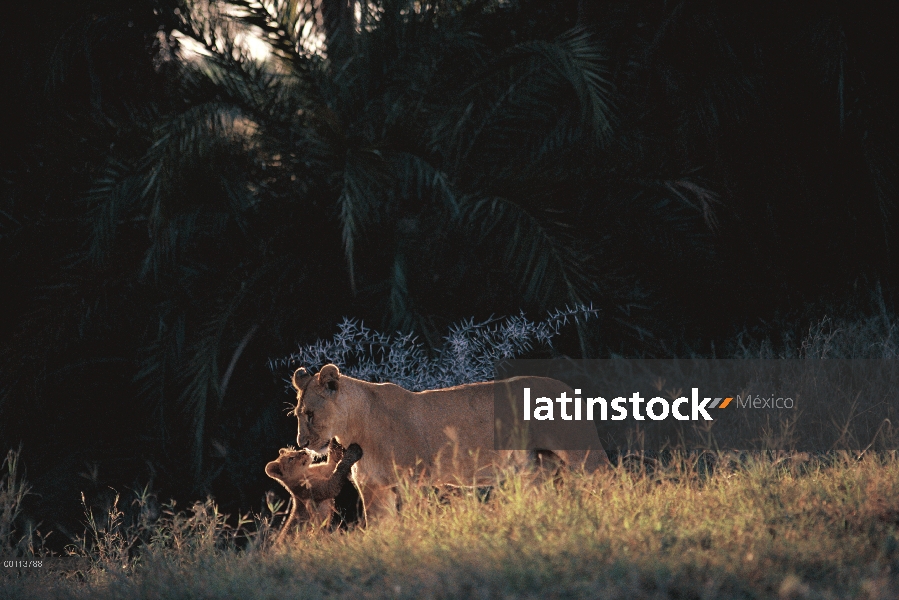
[4,451,899,599]
[5,308,899,598]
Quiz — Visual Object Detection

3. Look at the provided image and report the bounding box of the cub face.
[292,365,346,452]
[264,448,320,488]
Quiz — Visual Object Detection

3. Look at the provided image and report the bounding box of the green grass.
[5,452,899,599]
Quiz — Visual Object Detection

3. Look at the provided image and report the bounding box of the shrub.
[270,305,598,390]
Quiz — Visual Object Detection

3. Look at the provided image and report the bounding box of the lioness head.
[292,364,346,452]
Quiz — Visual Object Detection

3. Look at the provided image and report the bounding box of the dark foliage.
[1,0,897,549]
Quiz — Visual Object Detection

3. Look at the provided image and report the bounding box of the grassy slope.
[5,454,899,599]
[4,312,899,598]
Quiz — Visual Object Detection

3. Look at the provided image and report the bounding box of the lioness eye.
[307,412,314,425]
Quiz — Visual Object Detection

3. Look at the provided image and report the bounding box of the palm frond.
[226,0,321,68]
[501,27,615,144]
[85,159,145,264]
[863,139,897,250]
[464,195,594,309]
[177,260,275,478]
[663,179,721,232]
[338,148,389,293]
[392,152,458,216]
[388,252,410,329]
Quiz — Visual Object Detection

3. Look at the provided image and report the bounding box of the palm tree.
[33,0,626,484]
[7,0,895,520]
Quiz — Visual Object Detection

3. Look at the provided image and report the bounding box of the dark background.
[2,0,897,549]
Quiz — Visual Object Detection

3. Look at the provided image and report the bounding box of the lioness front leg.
[360,484,398,522]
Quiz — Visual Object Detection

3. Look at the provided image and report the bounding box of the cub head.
[265,447,317,489]
[291,364,346,452]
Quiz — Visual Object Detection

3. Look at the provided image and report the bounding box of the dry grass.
[4,452,899,599]
[4,312,899,598]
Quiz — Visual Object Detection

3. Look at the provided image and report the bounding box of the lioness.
[265,438,363,539]
[290,364,609,519]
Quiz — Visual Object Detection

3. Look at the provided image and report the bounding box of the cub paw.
[344,443,363,463]
[328,438,345,460]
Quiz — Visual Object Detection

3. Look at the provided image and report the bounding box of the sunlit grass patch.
[6,451,899,598]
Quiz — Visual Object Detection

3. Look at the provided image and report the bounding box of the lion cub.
[265,439,363,539]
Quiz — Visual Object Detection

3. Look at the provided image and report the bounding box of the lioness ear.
[292,367,312,391]
[318,364,340,392]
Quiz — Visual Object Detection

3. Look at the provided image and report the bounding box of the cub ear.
[318,364,341,391]
[265,461,282,479]
[292,367,312,391]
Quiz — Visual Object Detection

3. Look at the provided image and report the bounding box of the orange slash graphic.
[718,397,733,409]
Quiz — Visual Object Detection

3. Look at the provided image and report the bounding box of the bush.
[271,305,599,390]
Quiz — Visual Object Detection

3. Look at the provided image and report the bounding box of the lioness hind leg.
[531,448,564,471]
[527,448,610,488]
[433,484,493,504]
[529,449,565,488]
[560,448,611,472]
